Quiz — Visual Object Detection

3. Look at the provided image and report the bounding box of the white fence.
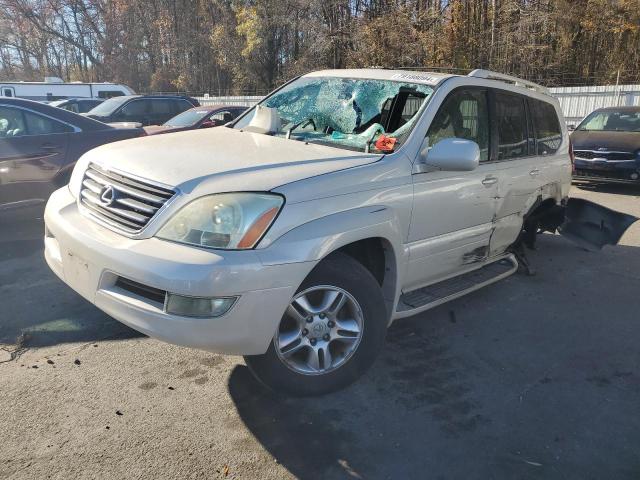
[548,85,640,125]
[195,95,262,107]
[195,85,640,126]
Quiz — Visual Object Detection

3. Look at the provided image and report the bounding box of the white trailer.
[0,77,135,101]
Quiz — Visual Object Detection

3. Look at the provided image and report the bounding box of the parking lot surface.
[1,184,640,480]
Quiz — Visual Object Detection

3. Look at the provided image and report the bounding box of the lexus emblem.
[99,185,116,207]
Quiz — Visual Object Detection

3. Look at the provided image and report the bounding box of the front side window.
[495,92,528,160]
[427,88,490,161]
[0,106,26,137]
[120,100,148,118]
[234,76,434,152]
[530,99,562,155]
[577,110,640,132]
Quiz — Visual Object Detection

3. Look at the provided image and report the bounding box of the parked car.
[571,106,640,183]
[0,98,145,211]
[144,105,247,135]
[84,95,200,126]
[49,98,104,114]
[44,69,637,396]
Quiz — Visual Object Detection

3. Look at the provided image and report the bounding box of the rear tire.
[244,252,388,396]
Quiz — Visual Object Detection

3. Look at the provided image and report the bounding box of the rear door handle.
[529,169,540,176]
[482,175,498,186]
[40,144,61,151]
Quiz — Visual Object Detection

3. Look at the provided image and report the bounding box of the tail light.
[569,140,576,173]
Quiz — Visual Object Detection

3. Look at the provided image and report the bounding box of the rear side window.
[23,111,72,135]
[495,92,528,160]
[150,100,175,115]
[530,99,562,155]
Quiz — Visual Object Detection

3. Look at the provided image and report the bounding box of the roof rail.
[468,69,549,95]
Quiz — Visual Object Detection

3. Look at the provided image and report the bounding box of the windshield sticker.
[391,73,440,84]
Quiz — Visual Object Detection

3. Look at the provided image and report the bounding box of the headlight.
[156,193,284,249]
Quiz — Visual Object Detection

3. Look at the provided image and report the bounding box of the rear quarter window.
[530,99,562,155]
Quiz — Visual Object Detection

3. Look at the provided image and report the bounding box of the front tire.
[244,252,388,396]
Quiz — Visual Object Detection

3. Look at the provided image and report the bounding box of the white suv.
[44,69,636,395]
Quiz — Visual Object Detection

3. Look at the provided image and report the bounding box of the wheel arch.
[258,205,406,321]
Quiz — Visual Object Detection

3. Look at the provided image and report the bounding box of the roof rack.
[468,69,549,95]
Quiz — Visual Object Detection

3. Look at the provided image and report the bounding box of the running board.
[395,254,518,318]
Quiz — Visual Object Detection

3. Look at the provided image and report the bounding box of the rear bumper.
[44,187,314,355]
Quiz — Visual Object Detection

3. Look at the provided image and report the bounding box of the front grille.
[80,163,175,233]
[574,150,635,161]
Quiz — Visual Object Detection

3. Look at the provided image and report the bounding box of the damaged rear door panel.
[557,198,638,251]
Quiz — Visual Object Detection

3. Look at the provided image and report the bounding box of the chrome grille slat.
[84,169,167,206]
[90,163,175,198]
[81,190,150,224]
[79,163,175,234]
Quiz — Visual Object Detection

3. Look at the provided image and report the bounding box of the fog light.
[165,294,237,318]
[631,172,639,180]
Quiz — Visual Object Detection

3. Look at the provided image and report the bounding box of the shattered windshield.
[234,77,434,152]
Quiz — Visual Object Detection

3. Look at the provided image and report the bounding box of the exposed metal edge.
[392,253,519,320]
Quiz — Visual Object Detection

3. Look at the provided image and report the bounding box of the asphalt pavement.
[1,183,639,480]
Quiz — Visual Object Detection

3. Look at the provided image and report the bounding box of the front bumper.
[574,158,640,183]
[44,187,312,355]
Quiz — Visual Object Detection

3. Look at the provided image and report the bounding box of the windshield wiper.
[286,118,316,139]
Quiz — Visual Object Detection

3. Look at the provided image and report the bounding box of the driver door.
[405,87,499,291]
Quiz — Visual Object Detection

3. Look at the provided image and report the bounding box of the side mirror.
[417,138,480,173]
[567,124,576,131]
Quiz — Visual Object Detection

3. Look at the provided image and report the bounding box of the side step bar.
[395,254,518,319]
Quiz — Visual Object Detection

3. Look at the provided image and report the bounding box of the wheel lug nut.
[309,338,317,346]
[302,328,308,336]
[319,313,326,319]
[327,320,335,328]
[323,334,330,341]
[306,316,313,323]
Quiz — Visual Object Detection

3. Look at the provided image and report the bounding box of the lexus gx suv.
[44,69,637,396]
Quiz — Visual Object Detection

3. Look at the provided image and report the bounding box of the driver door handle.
[482,175,498,186]
[529,169,540,177]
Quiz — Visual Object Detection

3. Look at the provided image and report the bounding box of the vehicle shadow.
[228,234,640,480]
[0,215,142,348]
[572,180,640,196]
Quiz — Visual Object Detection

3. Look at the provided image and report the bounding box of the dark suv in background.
[571,106,640,184]
[84,95,200,126]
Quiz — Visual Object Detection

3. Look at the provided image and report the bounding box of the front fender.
[257,205,405,267]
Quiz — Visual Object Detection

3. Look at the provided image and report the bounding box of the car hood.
[83,127,380,194]
[571,130,640,152]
